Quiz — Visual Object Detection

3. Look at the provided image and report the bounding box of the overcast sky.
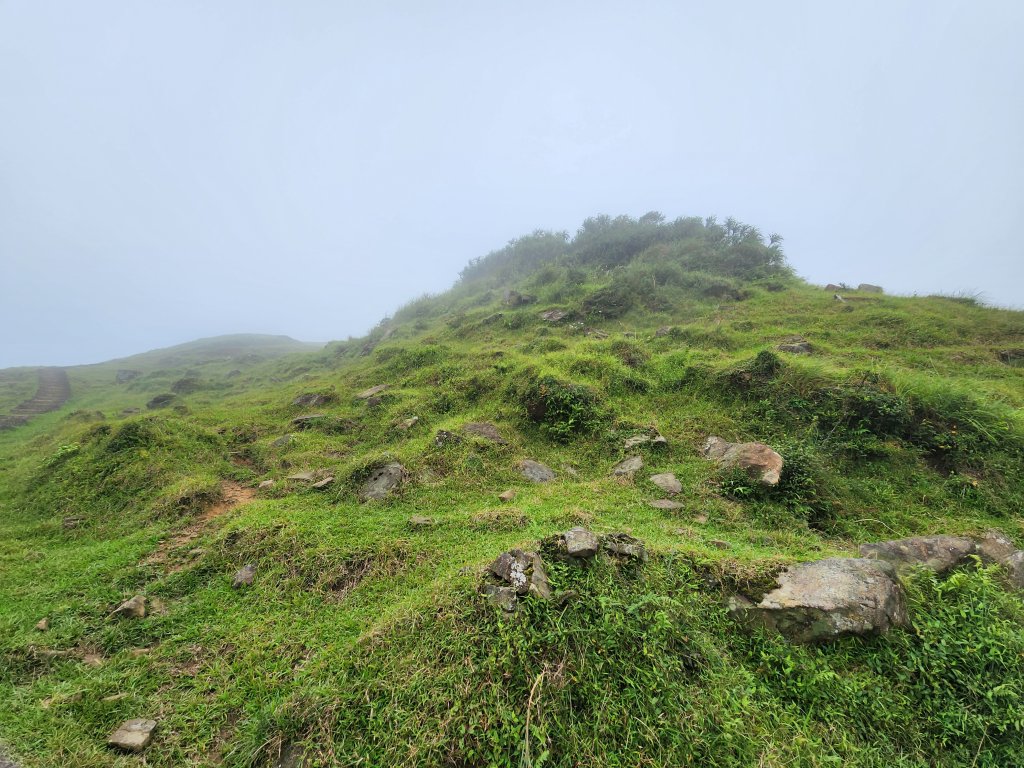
[2,1,1022,368]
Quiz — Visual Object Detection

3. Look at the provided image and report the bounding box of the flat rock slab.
[292,392,335,407]
[355,384,388,399]
[563,527,599,558]
[233,564,257,588]
[108,719,157,752]
[311,476,334,489]
[287,470,317,482]
[624,434,668,450]
[702,436,784,486]
[610,455,643,476]
[540,309,567,322]
[520,459,556,483]
[777,342,812,354]
[462,422,508,444]
[649,473,681,494]
[859,535,976,574]
[649,499,684,510]
[408,515,436,528]
[359,462,407,501]
[733,558,909,643]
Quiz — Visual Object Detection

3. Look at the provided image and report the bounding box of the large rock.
[602,533,647,561]
[731,558,909,643]
[649,473,681,494]
[107,719,157,752]
[488,549,552,599]
[519,460,556,483]
[563,527,599,558]
[701,436,783,486]
[857,283,884,293]
[975,530,1017,564]
[624,433,667,450]
[359,462,407,501]
[859,535,976,575]
[1005,551,1024,589]
[610,455,643,476]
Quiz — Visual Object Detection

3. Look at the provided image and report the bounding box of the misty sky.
[2,1,1022,368]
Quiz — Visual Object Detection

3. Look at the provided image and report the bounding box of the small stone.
[709,539,731,550]
[702,436,784,486]
[287,470,317,482]
[82,653,103,667]
[1005,551,1024,589]
[498,489,516,502]
[778,342,812,354]
[107,719,157,752]
[291,414,325,428]
[128,648,151,658]
[232,564,257,588]
[62,516,84,530]
[975,530,1017,564]
[271,434,292,448]
[356,384,388,399]
[434,430,461,447]
[112,595,146,620]
[693,514,709,524]
[857,283,884,293]
[649,499,684,510]
[563,527,599,558]
[35,618,49,631]
[258,480,276,489]
[479,584,518,613]
[654,326,673,337]
[408,515,436,528]
[462,422,508,444]
[649,472,682,494]
[359,462,407,501]
[398,416,419,430]
[610,455,644,476]
[519,459,556,483]
[602,533,648,561]
[292,392,335,408]
[311,476,334,489]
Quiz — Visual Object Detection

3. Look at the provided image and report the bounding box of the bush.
[517,374,604,441]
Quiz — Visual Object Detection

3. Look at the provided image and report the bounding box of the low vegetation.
[1,214,1022,767]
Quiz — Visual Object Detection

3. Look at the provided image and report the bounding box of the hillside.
[1,214,1023,768]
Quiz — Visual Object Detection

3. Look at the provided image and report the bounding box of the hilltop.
[1,214,1023,768]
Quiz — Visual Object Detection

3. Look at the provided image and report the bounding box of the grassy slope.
[1,240,1023,767]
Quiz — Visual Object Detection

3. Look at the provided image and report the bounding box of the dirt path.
[0,368,71,430]
[144,480,257,573]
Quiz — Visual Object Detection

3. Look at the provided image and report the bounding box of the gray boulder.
[540,309,568,322]
[602,533,648,561]
[857,283,884,293]
[975,530,1017,564]
[563,527,599,558]
[233,564,257,588]
[1006,551,1024,589]
[479,584,518,613]
[488,549,552,599]
[731,558,909,643]
[610,455,643,476]
[292,392,335,408]
[778,342,812,355]
[859,535,976,574]
[359,462,407,501]
[519,459,556,483]
[702,436,784,486]
[624,433,667,450]
[649,473,681,494]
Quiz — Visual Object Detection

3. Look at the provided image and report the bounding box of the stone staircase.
[0,368,71,430]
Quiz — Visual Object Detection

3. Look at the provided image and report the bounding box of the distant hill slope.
[91,333,325,371]
[0,214,1022,768]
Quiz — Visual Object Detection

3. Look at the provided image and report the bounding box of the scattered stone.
[258,480,276,490]
[825,283,842,291]
[359,462,407,501]
[233,564,257,588]
[434,430,461,447]
[540,309,567,322]
[62,516,84,530]
[365,396,384,408]
[397,416,419,430]
[170,377,202,395]
[624,433,668,450]
[602,533,648,561]
[611,455,644,476]
[857,283,884,293]
[145,393,175,410]
[585,329,609,339]
[107,719,157,753]
[462,422,508,444]
[504,290,536,307]
[859,535,976,575]
[355,384,388,400]
[563,527,600,558]
[778,342,812,354]
[292,392,335,408]
[519,459,556,483]
[408,515,436,528]
[488,549,551,599]
[693,513,709,524]
[730,558,909,643]
[271,434,292,448]
[975,530,1017,564]
[479,584,518,613]
[120,408,141,415]
[709,539,731,550]
[702,436,784,486]
[498,489,516,502]
[311,476,334,489]
[649,473,682,494]
[35,618,49,631]
[649,499,684,510]
[290,414,325,429]
[287,470,317,482]
[833,293,846,303]
[112,595,146,620]
[654,326,673,337]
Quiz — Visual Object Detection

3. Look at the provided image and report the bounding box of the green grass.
[2,218,1023,766]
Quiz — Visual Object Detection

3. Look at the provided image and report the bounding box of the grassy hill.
[1,214,1023,767]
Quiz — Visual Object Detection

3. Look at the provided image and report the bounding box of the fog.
[2,1,1022,368]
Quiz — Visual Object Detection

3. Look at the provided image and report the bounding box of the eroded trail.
[0,368,71,430]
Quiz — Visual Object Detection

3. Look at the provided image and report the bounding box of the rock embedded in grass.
[777,342,812,354]
[107,719,157,752]
[602,533,647,561]
[610,455,643,476]
[562,527,600,558]
[35,618,48,631]
[462,421,508,444]
[311,476,334,489]
[112,595,146,620]
[408,515,436,528]
[232,564,257,588]
[624,433,667,450]
[292,391,335,408]
[498,489,516,502]
[355,384,388,400]
[519,459,555,483]
[859,535,977,575]
[649,472,681,494]
[649,499,684,510]
[730,557,909,643]
[702,436,784,486]
[359,462,407,501]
